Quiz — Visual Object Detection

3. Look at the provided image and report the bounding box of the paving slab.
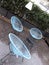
[0,16,49,65]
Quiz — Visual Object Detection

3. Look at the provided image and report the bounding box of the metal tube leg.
[0,53,10,65]
[22,57,24,62]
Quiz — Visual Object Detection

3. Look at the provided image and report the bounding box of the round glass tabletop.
[9,33,31,59]
[11,16,23,32]
[29,28,42,39]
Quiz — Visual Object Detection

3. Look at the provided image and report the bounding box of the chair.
[0,33,31,64]
[9,33,31,60]
[29,28,42,39]
[11,16,23,32]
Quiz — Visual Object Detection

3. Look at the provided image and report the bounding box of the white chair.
[8,33,31,60]
[0,33,31,64]
[29,28,42,39]
[11,16,23,32]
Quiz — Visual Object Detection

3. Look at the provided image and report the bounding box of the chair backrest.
[11,16,23,32]
[29,28,42,39]
[9,33,31,59]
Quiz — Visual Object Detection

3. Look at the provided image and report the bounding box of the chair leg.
[18,56,24,62]
[0,60,3,65]
[0,53,10,64]
[16,55,24,63]
[22,57,24,62]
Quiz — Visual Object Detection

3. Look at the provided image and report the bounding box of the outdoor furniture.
[9,33,31,59]
[11,16,23,32]
[29,28,42,39]
[0,33,31,64]
[29,28,49,47]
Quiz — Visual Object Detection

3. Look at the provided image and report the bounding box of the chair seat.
[11,16,23,32]
[30,28,42,39]
[9,33,31,59]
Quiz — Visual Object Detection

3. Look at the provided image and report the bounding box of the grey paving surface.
[0,18,49,65]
